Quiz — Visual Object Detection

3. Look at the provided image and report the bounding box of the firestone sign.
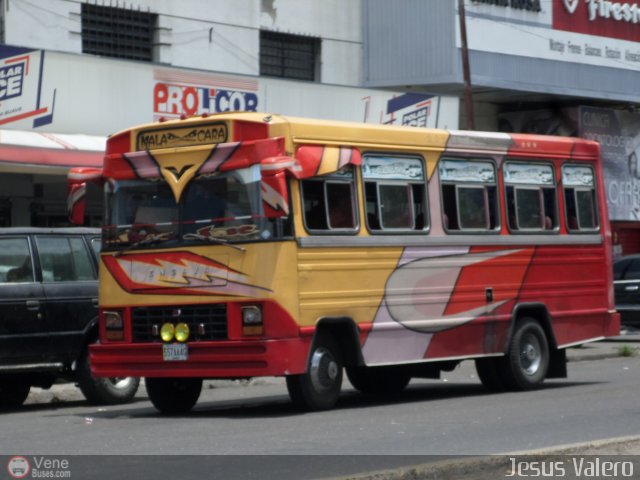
[554,0,640,42]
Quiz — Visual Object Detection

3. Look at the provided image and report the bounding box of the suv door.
[35,234,99,363]
[0,236,47,364]
[614,257,640,326]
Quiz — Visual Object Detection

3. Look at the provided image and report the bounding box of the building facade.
[4,0,639,254]
[363,0,640,255]
[0,0,457,226]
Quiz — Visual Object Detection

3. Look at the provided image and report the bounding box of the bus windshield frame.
[102,165,291,250]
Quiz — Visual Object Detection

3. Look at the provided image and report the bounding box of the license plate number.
[163,343,188,361]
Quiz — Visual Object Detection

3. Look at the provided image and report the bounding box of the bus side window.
[438,158,498,232]
[301,167,357,233]
[562,164,599,232]
[301,180,328,230]
[504,161,558,233]
[362,154,428,233]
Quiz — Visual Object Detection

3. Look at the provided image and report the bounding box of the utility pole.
[458,0,475,130]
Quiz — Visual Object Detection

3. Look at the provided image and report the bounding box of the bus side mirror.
[67,167,104,225]
[67,182,87,225]
[260,156,297,218]
[260,170,289,218]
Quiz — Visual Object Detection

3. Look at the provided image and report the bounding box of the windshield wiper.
[114,232,176,257]
[182,233,246,252]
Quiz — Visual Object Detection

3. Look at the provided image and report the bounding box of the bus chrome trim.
[366,352,505,368]
[297,234,603,248]
[558,336,605,349]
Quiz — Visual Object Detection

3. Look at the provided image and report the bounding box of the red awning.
[0,130,105,173]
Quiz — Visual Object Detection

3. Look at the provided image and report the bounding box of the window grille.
[81,3,157,62]
[260,31,320,81]
[0,0,5,44]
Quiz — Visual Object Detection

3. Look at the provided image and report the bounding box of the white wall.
[6,0,362,85]
[2,48,458,135]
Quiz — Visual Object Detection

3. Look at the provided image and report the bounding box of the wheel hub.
[310,347,338,392]
[520,335,542,375]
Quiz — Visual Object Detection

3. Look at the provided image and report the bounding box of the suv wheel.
[76,348,140,405]
[0,379,30,408]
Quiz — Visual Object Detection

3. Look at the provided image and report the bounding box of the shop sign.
[153,69,259,119]
[0,47,55,128]
[470,0,541,13]
[579,106,640,221]
[554,0,640,42]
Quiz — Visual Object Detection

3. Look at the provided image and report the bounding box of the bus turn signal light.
[242,305,263,336]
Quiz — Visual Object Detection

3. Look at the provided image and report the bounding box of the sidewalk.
[566,328,640,362]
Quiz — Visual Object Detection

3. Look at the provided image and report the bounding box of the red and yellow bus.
[68,112,619,413]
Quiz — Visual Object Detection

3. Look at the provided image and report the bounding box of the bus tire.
[346,366,411,394]
[474,357,507,392]
[0,379,30,408]
[501,319,550,390]
[145,377,202,414]
[286,333,343,411]
[77,348,140,405]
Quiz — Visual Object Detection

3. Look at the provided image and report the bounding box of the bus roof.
[107,111,600,160]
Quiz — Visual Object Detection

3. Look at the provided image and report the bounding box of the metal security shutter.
[260,31,320,81]
[81,3,157,62]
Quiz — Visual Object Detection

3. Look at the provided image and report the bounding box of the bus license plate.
[163,343,188,361]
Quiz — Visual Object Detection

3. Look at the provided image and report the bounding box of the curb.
[325,436,640,480]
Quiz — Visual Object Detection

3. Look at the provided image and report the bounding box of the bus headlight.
[242,305,263,336]
[160,323,175,342]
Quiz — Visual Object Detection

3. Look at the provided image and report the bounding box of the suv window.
[623,259,640,281]
[0,238,34,283]
[36,236,97,282]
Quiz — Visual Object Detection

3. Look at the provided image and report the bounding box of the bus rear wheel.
[501,319,550,390]
[346,366,411,394]
[145,377,202,414]
[286,333,343,411]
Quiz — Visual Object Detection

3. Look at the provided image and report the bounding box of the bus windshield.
[103,165,290,249]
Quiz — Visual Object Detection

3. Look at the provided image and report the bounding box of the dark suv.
[0,228,139,408]
[614,254,640,327]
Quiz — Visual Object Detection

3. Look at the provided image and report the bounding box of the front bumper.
[89,338,309,378]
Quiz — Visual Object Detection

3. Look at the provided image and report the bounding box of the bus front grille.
[130,304,228,342]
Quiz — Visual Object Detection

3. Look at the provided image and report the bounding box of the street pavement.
[18,329,640,479]
[26,328,640,405]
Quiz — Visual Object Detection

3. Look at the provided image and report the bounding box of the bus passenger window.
[504,162,558,232]
[327,182,356,229]
[458,187,488,229]
[438,159,498,232]
[362,155,427,233]
[562,165,599,232]
[301,167,357,233]
[301,180,328,230]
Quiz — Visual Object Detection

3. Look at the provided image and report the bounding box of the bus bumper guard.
[89,338,309,378]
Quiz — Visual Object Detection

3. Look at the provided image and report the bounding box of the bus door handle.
[625,285,639,292]
[485,288,493,302]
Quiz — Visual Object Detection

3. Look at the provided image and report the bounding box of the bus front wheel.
[286,333,343,411]
[145,377,202,414]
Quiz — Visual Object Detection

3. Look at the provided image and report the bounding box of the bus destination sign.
[136,122,228,151]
